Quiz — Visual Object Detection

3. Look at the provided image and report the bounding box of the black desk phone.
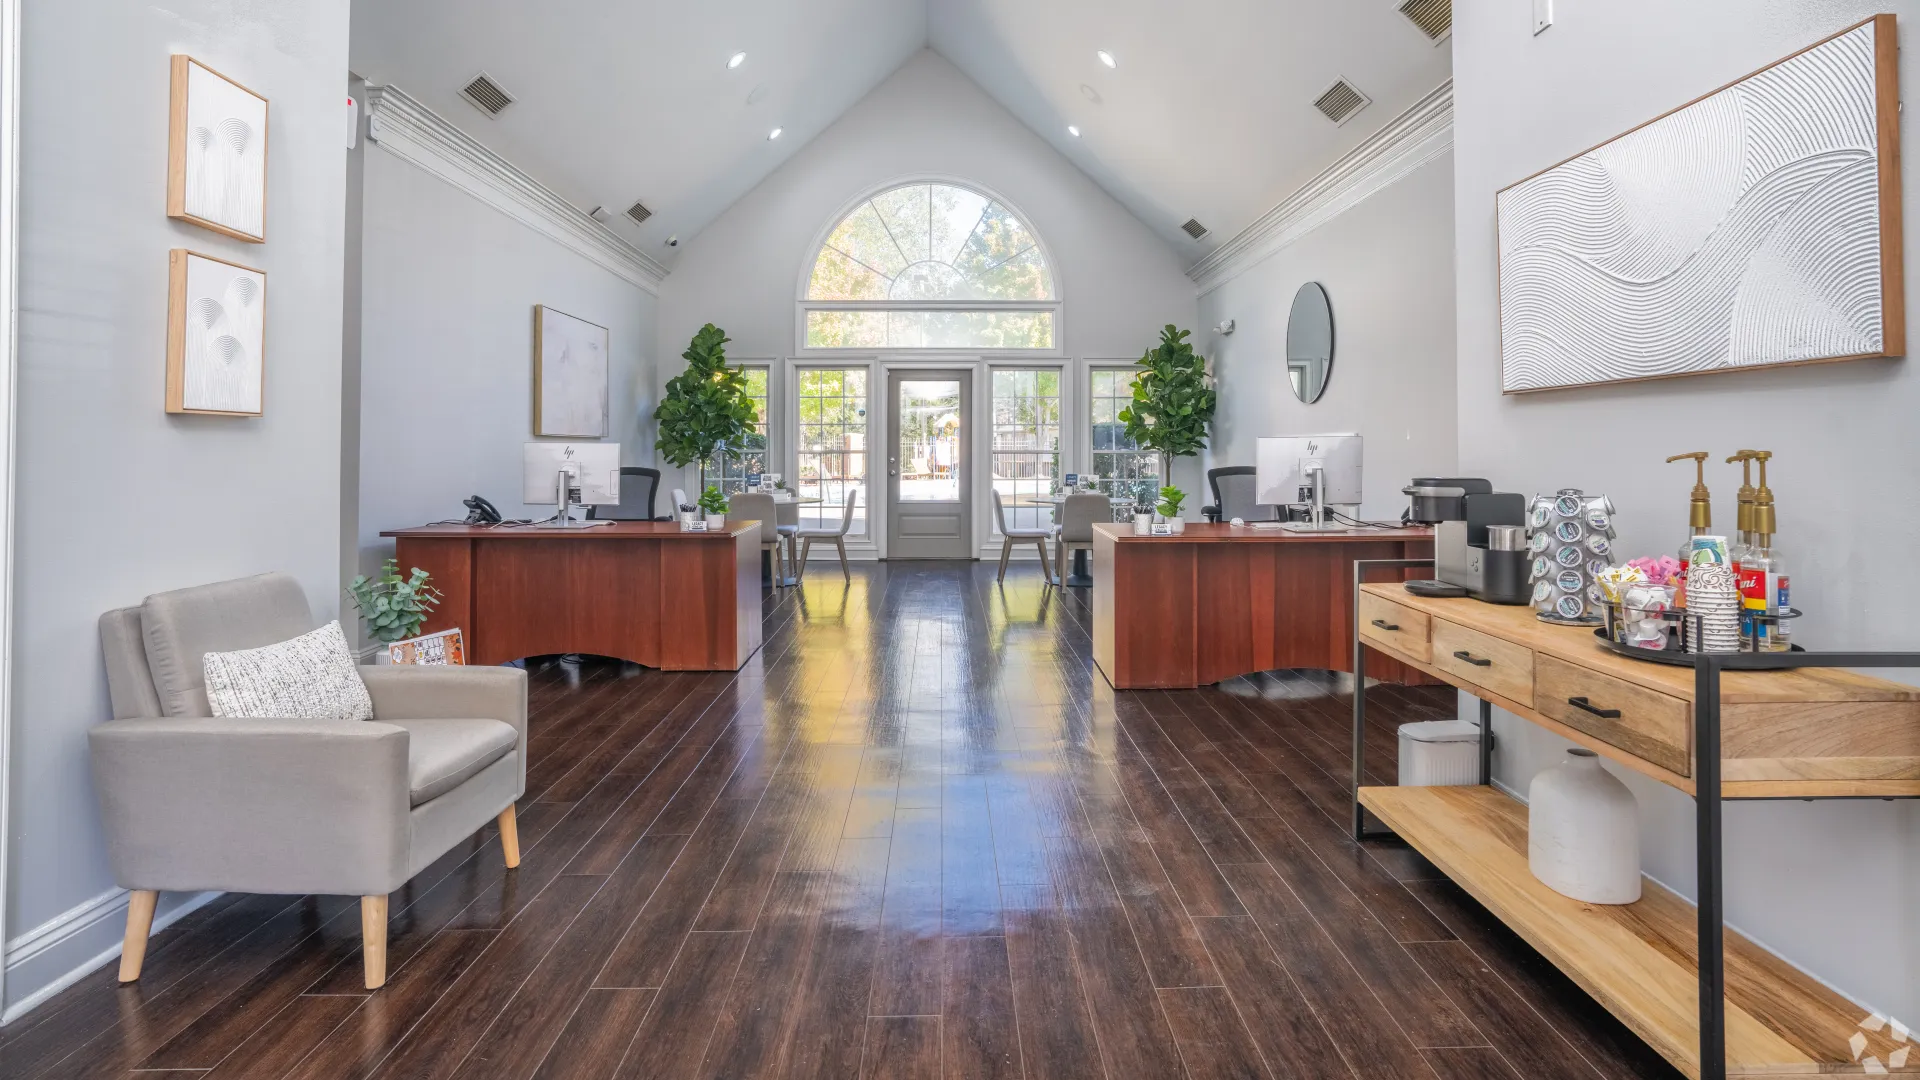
[463,495,502,525]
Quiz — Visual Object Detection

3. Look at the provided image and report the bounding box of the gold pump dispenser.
[1751,450,1775,542]
[1739,451,1790,652]
[1727,451,1758,541]
[1666,452,1712,530]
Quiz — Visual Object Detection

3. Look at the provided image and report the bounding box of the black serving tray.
[1591,627,1806,669]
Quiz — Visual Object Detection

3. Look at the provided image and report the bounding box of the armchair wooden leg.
[362,894,389,990]
[118,889,158,982]
[498,804,521,869]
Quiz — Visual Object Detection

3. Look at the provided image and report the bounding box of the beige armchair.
[90,573,527,990]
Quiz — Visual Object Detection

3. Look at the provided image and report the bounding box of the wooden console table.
[384,522,763,671]
[1090,522,1433,689]
[1351,572,1920,1079]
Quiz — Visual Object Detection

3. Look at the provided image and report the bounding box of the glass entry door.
[887,371,972,559]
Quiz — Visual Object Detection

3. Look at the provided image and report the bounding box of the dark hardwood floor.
[0,562,1685,1080]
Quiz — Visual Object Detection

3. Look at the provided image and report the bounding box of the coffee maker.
[1402,479,1531,605]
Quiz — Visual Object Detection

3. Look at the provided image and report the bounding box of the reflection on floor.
[0,562,1684,1080]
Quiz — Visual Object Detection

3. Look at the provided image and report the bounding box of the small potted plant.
[697,485,729,527]
[1155,486,1186,534]
[347,559,443,659]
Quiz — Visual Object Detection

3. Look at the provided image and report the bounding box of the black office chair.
[588,467,671,521]
[1201,466,1280,523]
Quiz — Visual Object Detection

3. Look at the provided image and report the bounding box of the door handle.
[1370,618,1400,632]
[1452,650,1492,667]
[1567,696,1622,719]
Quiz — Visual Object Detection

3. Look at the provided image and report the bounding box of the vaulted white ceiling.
[350,0,1451,272]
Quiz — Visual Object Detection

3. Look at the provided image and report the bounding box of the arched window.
[802,181,1058,352]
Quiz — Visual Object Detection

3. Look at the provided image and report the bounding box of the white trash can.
[1397,719,1483,786]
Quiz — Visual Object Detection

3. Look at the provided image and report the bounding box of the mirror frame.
[1285,281,1334,405]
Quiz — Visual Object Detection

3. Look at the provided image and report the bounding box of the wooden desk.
[383,522,763,671]
[1352,584,1920,1078]
[1090,522,1434,689]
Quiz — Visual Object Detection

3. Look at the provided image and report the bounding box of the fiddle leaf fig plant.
[347,559,443,644]
[1118,325,1217,481]
[654,323,755,491]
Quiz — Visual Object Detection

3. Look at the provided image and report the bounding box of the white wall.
[1456,0,1919,1020]
[657,49,1201,534]
[8,0,349,1013]
[1198,152,1456,521]
[354,145,658,578]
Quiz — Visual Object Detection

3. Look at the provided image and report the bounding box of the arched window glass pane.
[805,182,1055,350]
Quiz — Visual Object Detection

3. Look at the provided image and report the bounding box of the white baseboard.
[3,887,220,1024]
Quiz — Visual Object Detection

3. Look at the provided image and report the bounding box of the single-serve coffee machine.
[1402,479,1531,605]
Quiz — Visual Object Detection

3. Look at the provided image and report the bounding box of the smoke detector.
[458,72,515,117]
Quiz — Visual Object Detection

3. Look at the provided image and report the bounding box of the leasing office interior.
[4,0,1919,1076]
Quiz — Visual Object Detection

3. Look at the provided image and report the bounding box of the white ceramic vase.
[704,513,726,528]
[1132,513,1153,536]
[1528,748,1641,904]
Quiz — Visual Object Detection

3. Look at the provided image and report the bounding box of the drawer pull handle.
[1568,696,1622,719]
[1452,650,1492,668]
[1371,618,1400,632]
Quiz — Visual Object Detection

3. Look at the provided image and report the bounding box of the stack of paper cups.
[1685,563,1742,653]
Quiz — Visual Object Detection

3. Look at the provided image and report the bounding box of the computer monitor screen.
[1254,434,1362,506]
[524,442,620,505]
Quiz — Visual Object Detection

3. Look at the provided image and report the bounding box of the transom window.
[803,182,1058,352]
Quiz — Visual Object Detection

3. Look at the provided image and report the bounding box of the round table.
[1025,493,1124,587]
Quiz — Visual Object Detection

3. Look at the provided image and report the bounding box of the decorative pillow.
[202,620,374,721]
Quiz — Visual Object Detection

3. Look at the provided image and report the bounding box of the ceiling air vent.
[459,72,515,117]
[1396,0,1452,43]
[1180,218,1209,240]
[1312,78,1371,126]
[625,201,653,226]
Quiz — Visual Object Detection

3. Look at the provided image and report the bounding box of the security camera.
[665,235,679,247]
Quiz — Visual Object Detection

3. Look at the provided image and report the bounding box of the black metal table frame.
[1346,558,1920,1080]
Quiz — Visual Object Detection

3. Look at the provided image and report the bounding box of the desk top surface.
[1094,522,1432,544]
[384,521,760,540]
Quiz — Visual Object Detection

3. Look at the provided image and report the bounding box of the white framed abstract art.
[167,250,266,416]
[168,55,268,243]
[533,306,610,437]
[1497,15,1903,393]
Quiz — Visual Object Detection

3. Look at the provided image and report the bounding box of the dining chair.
[671,488,689,515]
[992,490,1056,584]
[730,492,792,586]
[1055,493,1111,584]
[774,496,801,575]
[797,488,860,581]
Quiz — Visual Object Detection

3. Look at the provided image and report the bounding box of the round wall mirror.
[1285,281,1334,404]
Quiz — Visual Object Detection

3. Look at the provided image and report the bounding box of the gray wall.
[9,0,350,1010]
[354,145,658,582]
[1198,152,1457,521]
[1456,0,1920,1019]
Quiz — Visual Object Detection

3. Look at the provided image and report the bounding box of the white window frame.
[794,175,1066,360]
[1086,361,1161,510]
[703,360,774,495]
[783,359,877,549]
[984,361,1070,544]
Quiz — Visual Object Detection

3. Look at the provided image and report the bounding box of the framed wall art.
[1497,15,1902,393]
[533,305,610,438]
[167,249,266,416]
[168,55,269,243]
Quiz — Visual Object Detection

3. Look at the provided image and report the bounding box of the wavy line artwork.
[177,253,265,414]
[1497,20,1897,392]
[172,58,267,241]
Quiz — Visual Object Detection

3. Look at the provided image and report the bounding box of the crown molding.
[1186,79,1453,296]
[364,85,667,293]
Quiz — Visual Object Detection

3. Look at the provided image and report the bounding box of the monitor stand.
[1275,464,1351,533]
[532,468,615,529]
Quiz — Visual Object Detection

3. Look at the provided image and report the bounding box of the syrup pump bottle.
[1665,452,1712,607]
[1738,451,1790,652]
[1725,450,1758,577]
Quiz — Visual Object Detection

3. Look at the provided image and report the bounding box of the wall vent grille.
[1312,79,1371,126]
[459,72,515,117]
[1180,219,1209,240]
[1396,0,1452,42]
[625,201,653,226]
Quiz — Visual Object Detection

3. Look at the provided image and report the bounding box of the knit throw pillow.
[202,621,374,721]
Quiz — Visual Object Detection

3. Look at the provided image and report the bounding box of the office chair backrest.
[1059,493,1110,542]
[1210,466,1274,522]
[592,467,662,520]
[730,492,778,542]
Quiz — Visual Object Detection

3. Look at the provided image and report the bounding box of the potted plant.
[1155,486,1187,534]
[697,485,729,527]
[1118,325,1218,487]
[654,323,756,493]
[347,559,443,659]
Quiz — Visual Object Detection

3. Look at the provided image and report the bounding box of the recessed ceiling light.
[768,127,783,140]
[1096,49,1117,69]
[727,51,747,69]
[1067,125,1081,137]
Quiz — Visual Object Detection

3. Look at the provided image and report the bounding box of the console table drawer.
[1534,656,1692,777]
[1431,619,1534,702]
[1358,592,1431,663]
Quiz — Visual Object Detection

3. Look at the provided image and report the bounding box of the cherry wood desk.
[383,522,763,671]
[1090,522,1434,689]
